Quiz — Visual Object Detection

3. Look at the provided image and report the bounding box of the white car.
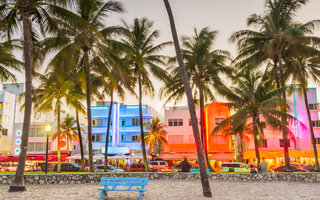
[94,164,124,172]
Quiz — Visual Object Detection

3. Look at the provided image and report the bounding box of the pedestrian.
[258,157,268,173]
[181,158,191,172]
[249,164,257,174]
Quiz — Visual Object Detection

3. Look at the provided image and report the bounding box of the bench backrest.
[100,177,148,189]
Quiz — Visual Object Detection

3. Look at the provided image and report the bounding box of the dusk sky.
[12,0,320,116]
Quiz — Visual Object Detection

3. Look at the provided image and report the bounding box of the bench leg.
[100,190,107,200]
[138,191,143,200]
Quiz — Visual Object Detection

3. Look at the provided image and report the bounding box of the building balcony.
[309,103,320,111]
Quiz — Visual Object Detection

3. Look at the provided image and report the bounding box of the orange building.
[161,102,233,161]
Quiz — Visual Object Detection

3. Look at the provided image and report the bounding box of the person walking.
[258,157,268,173]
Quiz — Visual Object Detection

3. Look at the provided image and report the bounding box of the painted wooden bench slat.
[98,177,148,200]
[101,182,148,186]
[101,177,148,181]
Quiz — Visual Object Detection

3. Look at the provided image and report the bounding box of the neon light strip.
[205,107,209,151]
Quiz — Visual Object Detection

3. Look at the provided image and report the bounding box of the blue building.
[90,102,160,155]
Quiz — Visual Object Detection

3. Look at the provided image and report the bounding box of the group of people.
[249,157,268,174]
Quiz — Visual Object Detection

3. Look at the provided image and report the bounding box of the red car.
[272,165,307,172]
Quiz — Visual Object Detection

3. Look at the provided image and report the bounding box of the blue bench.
[98,177,148,200]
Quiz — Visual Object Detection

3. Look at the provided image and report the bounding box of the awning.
[0,156,29,162]
[209,153,234,160]
[159,153,185,161]
[29,156,45,161]
[101,147,131,154]
[66,154,142,160]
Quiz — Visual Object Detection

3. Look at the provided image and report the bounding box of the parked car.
[94,164,124,172]
[6,165,34,172]
[53,163,81,172]
[128,163,155,172]
[272,165,307,172]
[172,163,199,172]
[302,165,315,172]
[0,166,10,172]
[39,163,55,172]
[148,161,169,172]
[220,162,250,173]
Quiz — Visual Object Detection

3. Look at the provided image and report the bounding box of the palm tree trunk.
[57,102,61,172]
[239,134,244,162]
[302,87,320,171]
[76,110,85,171]
[138,70,150,172]
[84,47,94,172]
[10,14,33,192]
[252,115,261,166]
[104,88,113,172]
[278,54,291,172]
[199,88,214,172]
[273,59,280,89]
[163,0,212,197]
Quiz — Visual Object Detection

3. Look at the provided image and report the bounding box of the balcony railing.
[309,103,320,111]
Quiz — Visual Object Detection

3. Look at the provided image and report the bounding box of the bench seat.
[98,177,148,200]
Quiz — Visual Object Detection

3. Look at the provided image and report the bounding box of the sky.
[10,0,320,117]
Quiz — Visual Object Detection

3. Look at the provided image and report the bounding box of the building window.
[309,103,319,110]
[0,102,2,109]
[279,139,291,147]
[2,129,8,136]
[168,135,183,144]
[92,134,103,142]
[259,139,268,148]
[92,118,103,127]
[28,142,49,152]
[73,145,76,150]
[215,117,225,126]
[189,119,201,126]
[132,135,139,142]
[132,118,147,126]
[168,119,183,126]
[312,120,320,128]
[29,128,46,137]
[121,134,124,142]
[4,102,9,110]
[315,138,320,145]
[121,119,125,126]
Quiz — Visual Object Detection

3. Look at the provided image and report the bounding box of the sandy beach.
[0,180,320,200]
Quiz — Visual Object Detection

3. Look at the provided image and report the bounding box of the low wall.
[0,172,320,185]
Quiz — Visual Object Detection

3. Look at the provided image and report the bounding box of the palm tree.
[144,117,168,155]
[230,0,317,171]
[119,18,170,171]
[160,27,230,171]
[213,118,251,162]
[217,69,295,165]
[163,0,212,197]
[38,0,124,172]
[33,69,86,172]
[53,114,81,154]
[1,0,76,190]
[92,40,135,172]
[288,53,320,171]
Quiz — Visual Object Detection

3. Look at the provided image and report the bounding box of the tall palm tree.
[1,0,76,190]
[53,114,81,154]
[230,0,317,171]
[288,53,320,171]
[119,18,170,171]
[213,118,251,162]
[33,69,86,172]
[217,69,296,165]
[160,27,230,171]
[92,40,135,172]
[39,0,124,172]
[163,0,212,197]
[144,117,168,154]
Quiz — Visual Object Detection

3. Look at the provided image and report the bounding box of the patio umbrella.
[1,156,28,162]
[48,156,66,162]
[209,153,234,160]
[158,152,184,160]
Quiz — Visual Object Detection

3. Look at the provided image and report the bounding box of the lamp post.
[45,124,51,174]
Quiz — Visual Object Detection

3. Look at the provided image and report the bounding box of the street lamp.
[45,124,51,174]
